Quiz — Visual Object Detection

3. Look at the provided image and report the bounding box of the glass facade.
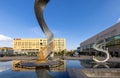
[106,34,120,47]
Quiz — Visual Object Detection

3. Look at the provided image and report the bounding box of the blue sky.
[0,0,120,50]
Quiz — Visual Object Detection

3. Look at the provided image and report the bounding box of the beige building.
[13,38,66,54]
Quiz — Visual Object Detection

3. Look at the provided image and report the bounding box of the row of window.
[106,34,120,46]
[81,34,120,50]
[21,49,39,51]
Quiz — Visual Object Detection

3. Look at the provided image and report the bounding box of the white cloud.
[0,34,12,41]
[117,18,120,23]
[0,34,12,47]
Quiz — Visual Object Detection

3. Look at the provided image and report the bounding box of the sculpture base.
[36,58,46,62]
[20,60,61,67]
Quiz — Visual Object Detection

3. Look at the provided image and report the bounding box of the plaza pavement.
[0,56,37,61]
[0,55,120,62]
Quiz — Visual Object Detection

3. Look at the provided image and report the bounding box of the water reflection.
[93,63,109,68]
[12,60,66,78]
[66,60,83,68]
[0,61,11,72]
[80,60,120,68]
[36,66,52,78]
[1,60,120,78]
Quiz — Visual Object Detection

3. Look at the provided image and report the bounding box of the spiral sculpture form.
[92,42,110,63]
[34,0,54,61]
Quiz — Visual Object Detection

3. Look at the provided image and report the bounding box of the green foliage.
[65,51,74,56]
[27,52,37,56]
[54,50,65,56]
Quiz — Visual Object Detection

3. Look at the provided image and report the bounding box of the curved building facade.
[80,22,120,57]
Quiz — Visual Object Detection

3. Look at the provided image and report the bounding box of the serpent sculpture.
[92,42,110,63]
[34,0,54,61]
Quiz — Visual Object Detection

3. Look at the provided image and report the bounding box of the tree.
[54,52,57,56]
[61,50,65,56]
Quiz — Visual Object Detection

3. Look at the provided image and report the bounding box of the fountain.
[12,0,63,74]
[12,60,66,78]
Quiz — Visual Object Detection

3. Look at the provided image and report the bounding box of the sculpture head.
[35,0,50,4]
[35,0,50,10]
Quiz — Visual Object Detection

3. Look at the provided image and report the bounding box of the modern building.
[0,47,13,55]
[13,38,66,54]
[80,22,120,57]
